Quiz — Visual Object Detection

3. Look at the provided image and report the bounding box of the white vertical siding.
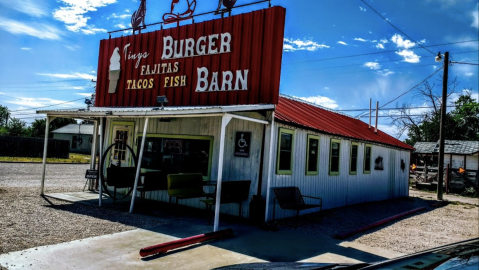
[103,114,265,217]
[264,123,411,220]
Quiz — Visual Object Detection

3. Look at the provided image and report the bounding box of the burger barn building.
[38,5,413,230]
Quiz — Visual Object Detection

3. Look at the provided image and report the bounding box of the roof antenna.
[369,98,372,129]
[375,101,379,134]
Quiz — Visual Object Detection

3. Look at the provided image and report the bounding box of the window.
[364,145,372,174]
[350,142,358,175]
[276,128,294,174]
[329,139,340,175]
[137,135,213,179]
[306,134,320,175]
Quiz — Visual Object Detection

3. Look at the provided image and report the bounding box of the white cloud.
[115,23,126,29]
[283,38,330,52]
[36,72,97,80]
[21,47,32,50]
[81,27,107,35]
[0,17,62,40]
[472,4,478,29]
[380,39,388,44]
[391,34,415,49]
[376,43,384,49]
[54,0,117,33]
[108,13,130,20]
[76,93,92,97]
[364,62,381,70]
[7,97,79,109]
[0,0,47,17]
[337,41,348,45]
[296,95,339,109]
[466,72,474,76]
[354,38,368,42]
[324,87,330,90]
[396,49,421,63]
[359,6,366,12]
[377,69,394,77]
[64,45,81,51]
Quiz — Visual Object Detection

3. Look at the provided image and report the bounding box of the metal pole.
[374,101,379,133]
[213,114,232,231]
[437,52,449,200]
[99,118,105,206]
[369,98,372,129]
[89,120,99,190]
[130,118,149,213]
[40,116,51,195]
[264,111,275,222]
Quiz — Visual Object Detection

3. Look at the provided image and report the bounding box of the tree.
[390,77,459,146]
[0,105,9,127]
[450,90,479,140]
[30,117,77,138]
[30,119,46,138]
[7,118,27,136]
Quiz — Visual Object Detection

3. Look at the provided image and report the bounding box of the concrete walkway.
[0,193,404,270]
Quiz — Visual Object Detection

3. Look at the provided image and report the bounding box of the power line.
[334,104,475,112]
[8,98,86,113]
[451,61,479,66]
[360,0,435,55]
[355,66,444,118]
[282,50,478,73]
[1,79,89,85]
[284,40,478,65]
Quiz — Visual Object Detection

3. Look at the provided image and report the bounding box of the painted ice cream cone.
[109,47,121,93]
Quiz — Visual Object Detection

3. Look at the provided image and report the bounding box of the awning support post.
[40,116,53,195]
[213,114,232,231]
[264,111,275,222]
[99,117,105,206]
[130,117,149,213]
[89,120,99,190]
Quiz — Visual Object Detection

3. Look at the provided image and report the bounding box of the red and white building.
[38,6,413,229]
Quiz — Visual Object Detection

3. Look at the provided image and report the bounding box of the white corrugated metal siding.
[102,114,265,218]
[263,123,411,220]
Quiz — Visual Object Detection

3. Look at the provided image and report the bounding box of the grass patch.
[0,153,95,164]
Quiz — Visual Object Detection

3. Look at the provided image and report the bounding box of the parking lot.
[1,162,478,268]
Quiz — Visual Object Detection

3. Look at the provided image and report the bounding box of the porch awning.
[37,104,275,118]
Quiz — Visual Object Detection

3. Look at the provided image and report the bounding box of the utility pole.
[437,52,449,200]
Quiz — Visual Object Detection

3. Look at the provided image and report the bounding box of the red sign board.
[95,6,286,107]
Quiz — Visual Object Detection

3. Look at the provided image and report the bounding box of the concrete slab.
[0,192,404,269]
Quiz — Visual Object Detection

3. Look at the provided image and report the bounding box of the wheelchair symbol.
[238,133,248,148]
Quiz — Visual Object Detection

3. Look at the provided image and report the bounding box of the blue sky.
[0,0,477,140]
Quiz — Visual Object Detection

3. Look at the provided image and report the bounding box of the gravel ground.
[1,163,478,264]
[0,163,167,255]
[277,191,479,254]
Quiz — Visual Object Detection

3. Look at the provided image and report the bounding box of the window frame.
[329,139,341,175]
[137,133,214,180]
[349,142,359,175]
[276,128,294,175]
[306,134,320,175]
[364,144,372,174]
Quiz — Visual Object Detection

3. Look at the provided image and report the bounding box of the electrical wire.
[8,97,86,113]
[451,61,479,66]
[360,0,436,55]
[285,40,478,65]
[355,66,444,118]
[282,50,478,73]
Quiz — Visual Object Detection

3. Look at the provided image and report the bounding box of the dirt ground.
[1,163,478,258]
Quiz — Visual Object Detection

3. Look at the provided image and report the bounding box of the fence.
[0,136,70,159]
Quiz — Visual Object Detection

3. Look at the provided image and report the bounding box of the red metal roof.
[275,95,414,150]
